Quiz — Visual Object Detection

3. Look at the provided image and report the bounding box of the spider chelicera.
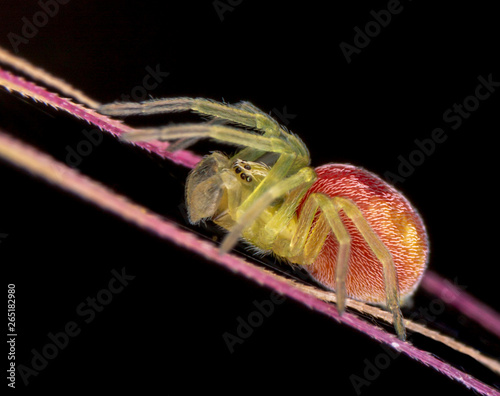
[99,97,429,340]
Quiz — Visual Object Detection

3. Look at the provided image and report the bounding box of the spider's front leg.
[99,97,281,157]
[99,97,281,135]
[280,193,406,340]
[99,97,309,162]
[100,97,311,252]
[120,123,304,252]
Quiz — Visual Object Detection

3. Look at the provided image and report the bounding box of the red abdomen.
[304,164,428,304]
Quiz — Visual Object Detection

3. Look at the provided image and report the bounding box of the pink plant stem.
[0,67,201,168]
[1,55,500,392]
[0,130,499,396]
[1,53,500,343]
[3,59,500,340]
[421,271,500,339]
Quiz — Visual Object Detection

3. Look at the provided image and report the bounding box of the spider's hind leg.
[281,193,351,315]
[332,196,406,340]
[281,193,406,340]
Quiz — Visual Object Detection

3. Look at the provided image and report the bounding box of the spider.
[99,97,429,340]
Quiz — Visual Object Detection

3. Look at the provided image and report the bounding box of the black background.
[1,1,499,394]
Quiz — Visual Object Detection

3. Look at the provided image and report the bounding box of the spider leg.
[288,195,330,262]
[101,97,308,163]
[226,101,283,162]
[123,123,309,228]
[121,123,292,154]
[164,137,201,152]
[332,196,405,340]
[99,97,282,135]
[249,174,315,250]
[282,193,351,314]
[220,165,317,253]
[309,195,351,315]
[278,193,404,339]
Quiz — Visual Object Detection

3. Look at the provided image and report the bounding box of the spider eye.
[239,173,252,182]
[233,160,258,183]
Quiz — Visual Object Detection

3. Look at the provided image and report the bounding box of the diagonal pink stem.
[0,130,499,396]
[0,66,201,169]
[2,61,500,339]
[1,52,500,392]
[421,271,500,339]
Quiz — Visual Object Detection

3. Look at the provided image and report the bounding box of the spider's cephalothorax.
[100,96,429,340]
[184,153,273,232]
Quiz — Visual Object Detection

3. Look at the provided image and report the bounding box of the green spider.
[100,97,429,340]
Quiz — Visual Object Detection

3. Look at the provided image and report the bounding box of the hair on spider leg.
[165,137,202,153]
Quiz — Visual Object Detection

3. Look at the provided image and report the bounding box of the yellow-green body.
[101,95,418,340]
